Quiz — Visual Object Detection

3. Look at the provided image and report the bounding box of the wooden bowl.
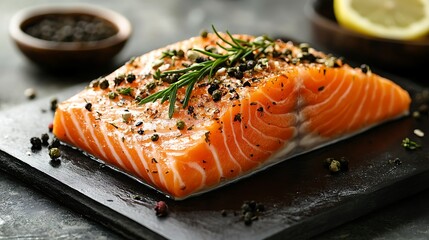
[305,0,429,73]
[9,4,131,69]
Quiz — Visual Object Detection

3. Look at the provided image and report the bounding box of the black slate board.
[0,74,428,239]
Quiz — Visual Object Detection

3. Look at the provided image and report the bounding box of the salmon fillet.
[53,31,411,199]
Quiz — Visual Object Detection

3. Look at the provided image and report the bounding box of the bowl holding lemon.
[306,0,429,72]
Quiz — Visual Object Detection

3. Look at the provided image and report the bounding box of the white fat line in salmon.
[117,135,144,178]
[167,155,186,192]
[70,110,94,153]
[208,141,225,178]
[239,103,274,157]
[98,121,127,169]
[186,162,207,191]
[83,110,108,159]
[219,122,243,174]
[59,112,78,146]
[135,144,156,184]
[225,108,259,167]
[149,142,168,189]
[347,74,371,129]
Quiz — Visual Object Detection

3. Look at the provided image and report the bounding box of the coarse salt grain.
[414,129,424,137]
[24,88,36,99]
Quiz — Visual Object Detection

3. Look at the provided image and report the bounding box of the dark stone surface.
[1,0,429,239]
[0,173,122,240]
[315,189,429,240]
[0,83,427,239]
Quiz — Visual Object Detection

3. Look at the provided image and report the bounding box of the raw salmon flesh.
[53,31,411,199]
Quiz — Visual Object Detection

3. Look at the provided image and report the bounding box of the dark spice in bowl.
[23,14,118,43]
[9,4,132,70]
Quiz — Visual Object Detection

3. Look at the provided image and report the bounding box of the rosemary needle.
[139,25,274,118]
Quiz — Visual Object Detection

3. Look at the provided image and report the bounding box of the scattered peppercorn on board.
[0,73,428,239]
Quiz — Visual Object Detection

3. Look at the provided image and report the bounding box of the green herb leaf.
[153,69,161,80]
[402,137,421,150]
[139,25,274,118]
[117,87,133,96]
[168,85,178,118]
[161,50,176,59]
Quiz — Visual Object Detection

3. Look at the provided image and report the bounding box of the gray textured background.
[1,0,429,239]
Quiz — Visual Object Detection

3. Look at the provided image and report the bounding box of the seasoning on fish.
[52,27,411,199]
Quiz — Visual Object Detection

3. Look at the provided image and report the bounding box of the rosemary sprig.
[139,25,274,118]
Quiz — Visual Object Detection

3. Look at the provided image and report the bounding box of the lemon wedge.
[334,0,429,40]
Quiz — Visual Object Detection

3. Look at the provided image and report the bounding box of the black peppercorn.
[49,158,61,167]
[114,76,125,86]
[30,137,42,151]
[176,49,185,58]
[239,63,247,72]
[89,78,100,88]
[207,84,219,95]
[160,75,168,83]
[300,52,316,62]
[239,200,264,225]
[187,106,195,115]
[85,102,92,111]
[244,212,253,225]
[41,133,49,146]
[245,52,255,60]
[339,157,349,171]
[272,51,281,58]
[99,79,109,89]
[324,157,334,167]
[146,81,156,91]
[243,81,251,87]
[360,64,370,74]
[195,57,207,63]
[246,60,256,70]
[234,113,241,122]
[24,15,117,43]
[334,57,344,68]
[50,98,58,111]
[151,134,159,141]
[283,49,292,56]
[170,74,180,83]
[248,200,257,210]
[162,74,180,84]
[212,90,222,102]
[256,203,265,212]
[126,74,136,83]
[200,29,208,38]
[227,68,237,77]
[241,202,251,213]
[48,138,61,150]
[234,70,244,79]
